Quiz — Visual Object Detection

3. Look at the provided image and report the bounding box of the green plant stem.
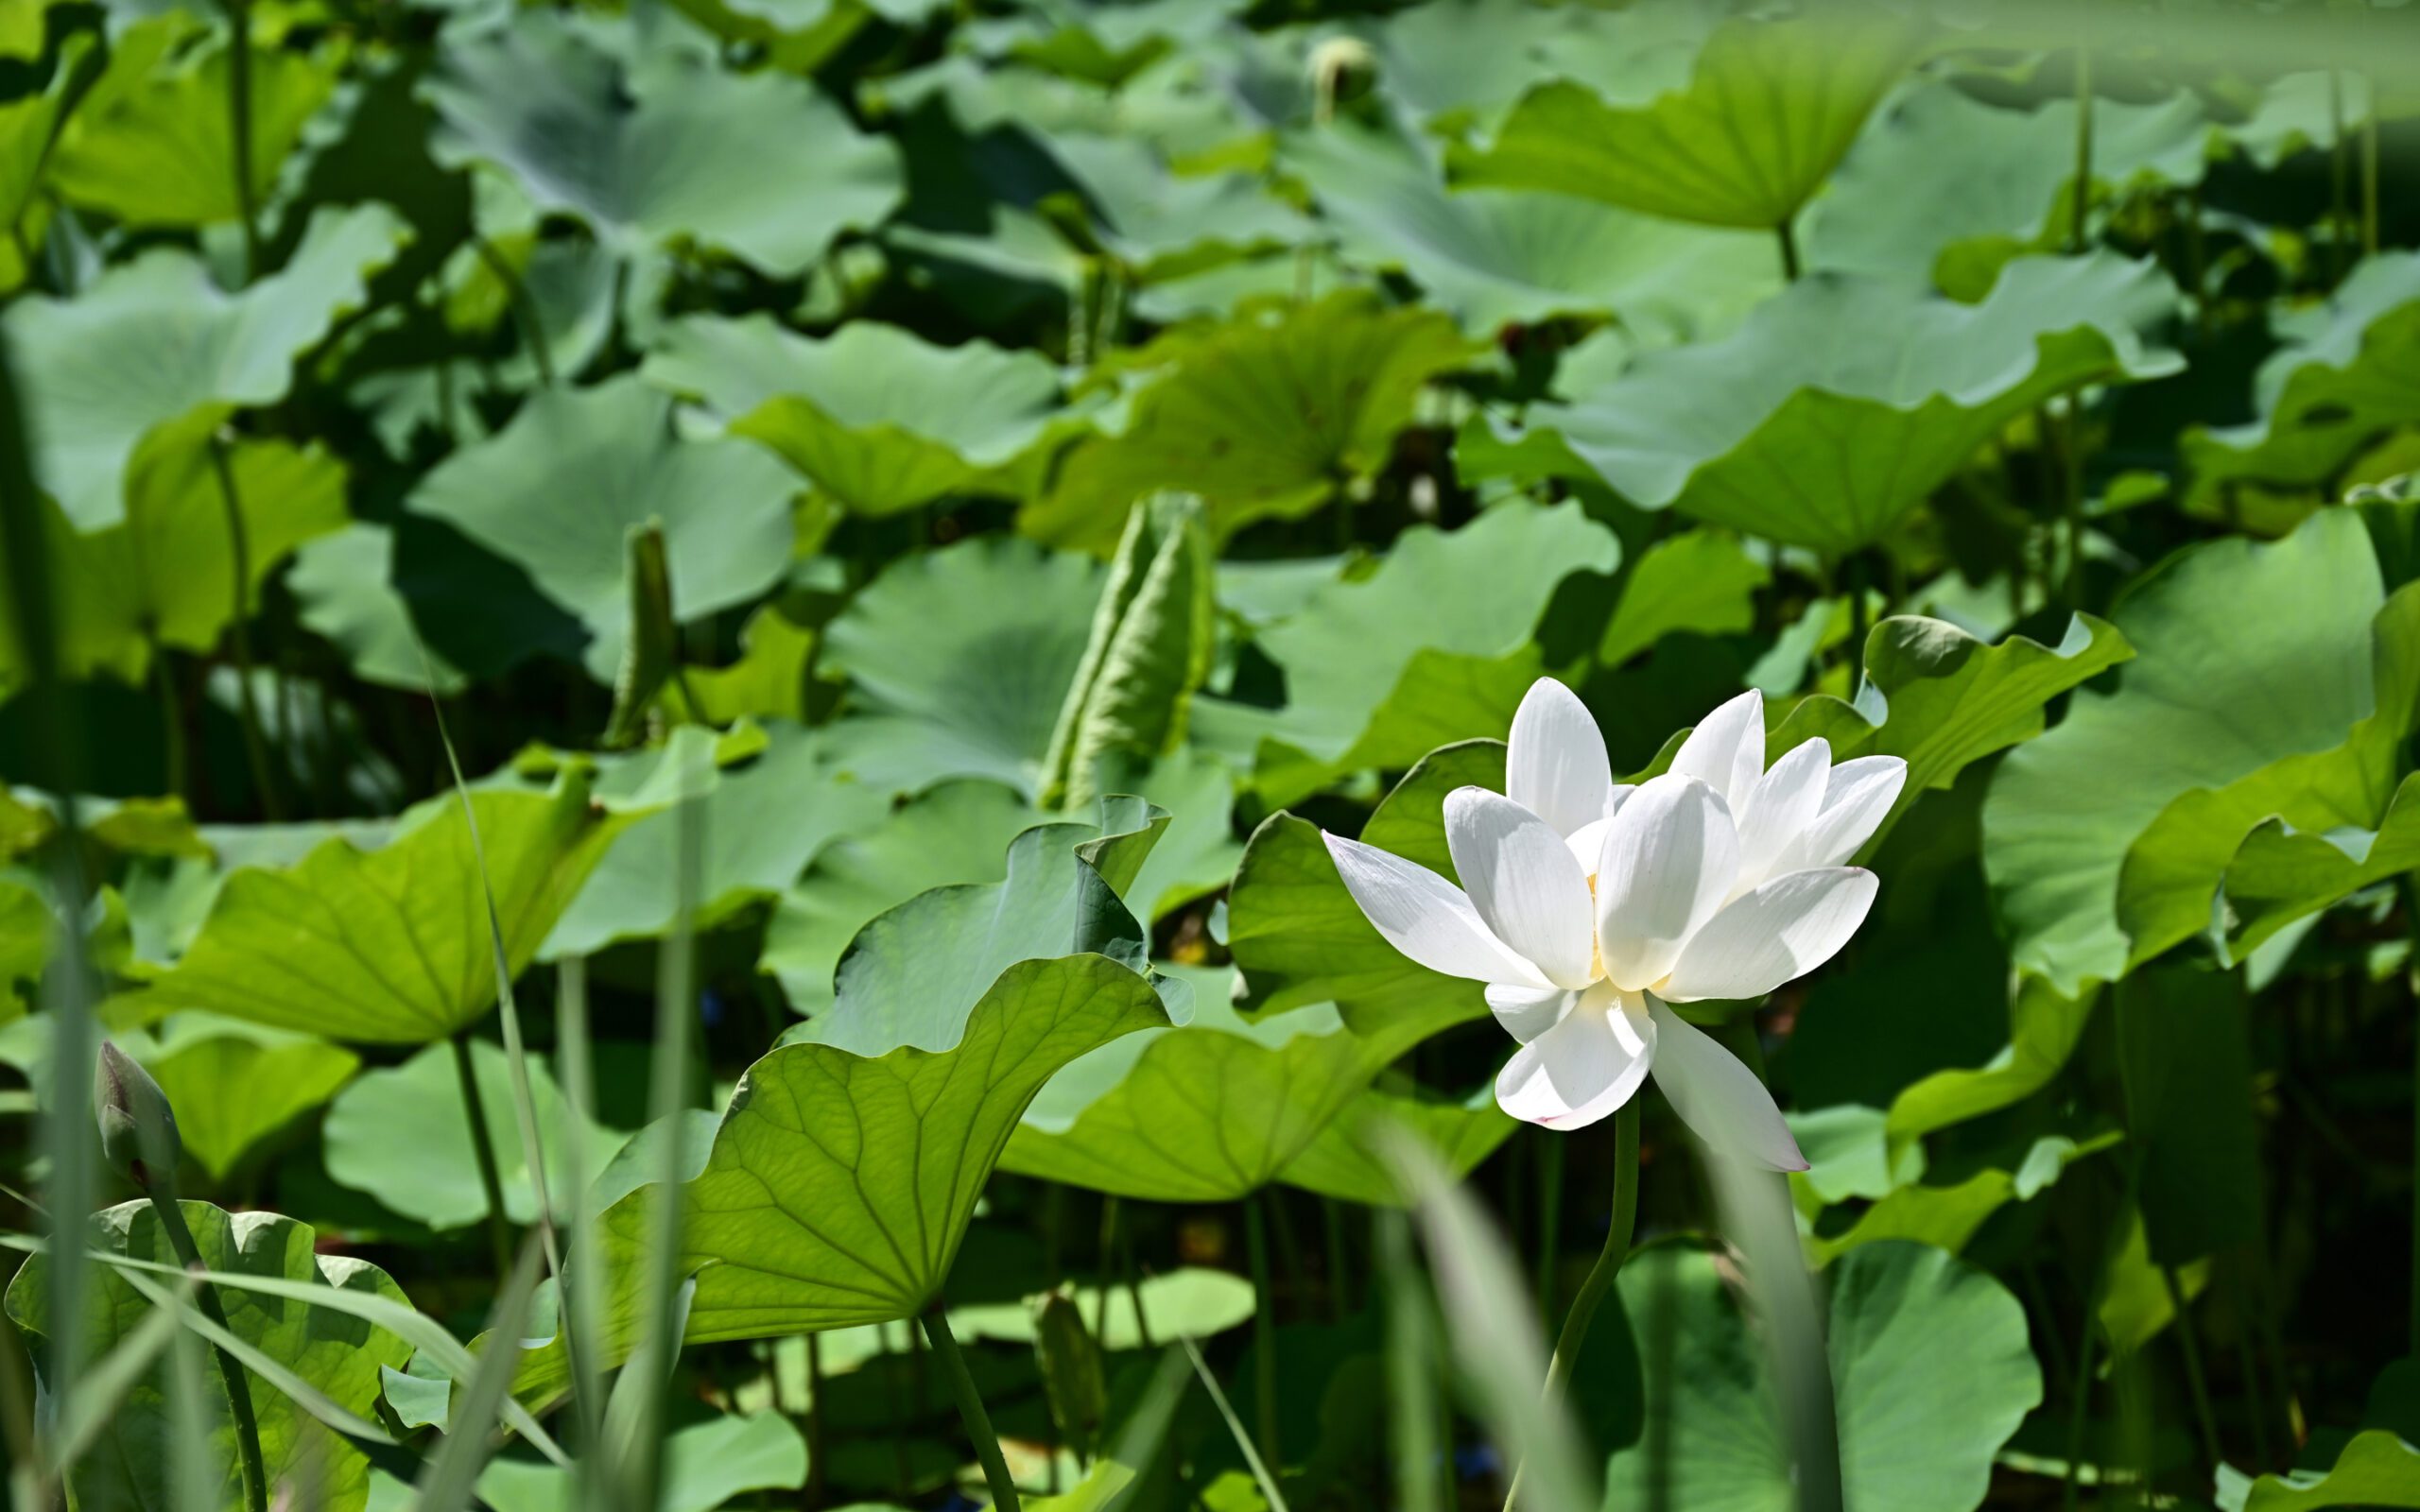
[148,634,186,803]
[2409,877,2420,1356]
[2062,400,2087,612]
[2361,77,2380,258]
[1322,1197,1351,1323]
[148,1192,267,1512]
[1776,216,1800,282]
[1533,1132,1564,1331]
[222,0,259,281]
[470,233,557,387]
[2329,70,2351,283]
[1502,1099,1640,1512]
[1377,1212,1440,1512]
[1094,1194,1121,1342]
[2160,1265,2223,1472]
[206,436,284,820]
[2061,1312,2096,1512]
[2069,43,2093,255]
[1246,1194,1280,1472]
[923,1306,1021,1512]
[804,1332,827,1511]
[449,1031,513,1287]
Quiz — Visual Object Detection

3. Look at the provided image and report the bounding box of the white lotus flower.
[1321,680,1907,1168]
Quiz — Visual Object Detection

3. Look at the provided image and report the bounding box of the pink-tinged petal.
[1495,988,1655,1130]
[1506,679,1615,840]
[1659,868,1878,1002]
[1322,832,1552,988]
[1593,775,1739,992]
[1445,788,1599,989]
[1646,1000,1807,1170]
[1734,737,1830,888]
[1668,689,1767,813]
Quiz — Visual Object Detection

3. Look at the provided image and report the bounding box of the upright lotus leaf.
[1984,509,2405,992]
[603,522,678,749]
[1352,0,1709,135]
[1036,130,1310,281]
[7,1201,415,1512]
[1005,964,1461,1201]
[2184,253,2420,522]
[0,34,94,292]
[1027,290,1477,551]
[1191,501,1617,792]
[285,523,470,695]
[1595,1243,2040,1512]
[513,954,1171,1402]
[799,798,1173,1057]
[1,201,407,529]
[1806,79,2211,294]
[121,1018,360,1181]
[820,536,1102,797]
[2221,771,2420,959]
[640,314,1073,517]
[1286,118,1780,338]
[546,724,890,958]
[2220,1431,2420,1511]
[321,1039,627,1228]
[1599,527,1772,666]
[425,11,903,275]
[1764,613,2134,844]
[1040,492,1217,808]
[1226,739,1496,1035]
[764,781,1043,1016]
[1449,4,1925,231]
[1884,976,2098,1152]
[406,376,801,682]
[1280,1081,1514,1208]
[124,775,631,1044]
[51,26,337,229]
[0,432,347,694]
[1507,253,2183,555]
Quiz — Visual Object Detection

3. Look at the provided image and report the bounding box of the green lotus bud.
[95,1040,182,1192]
[1031,1289,1106,1459]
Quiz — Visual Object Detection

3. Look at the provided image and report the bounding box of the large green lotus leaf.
[1039,493,1217,809]
[543,725,889,958]
[1596,1242,2039,1512]
[424,11,901,275]
[640,314,1075,518]
[949,1266,1253,1349]
[7,1200,414,1512]
[1599,528,1772,666]
[1026,290,1476,551]
[1226,740,1495,1036]
[1801,1135,2107,1268]
[51,27,336,229]
[1279,1081,1514,1208]
[125,777,631,1044]
[1350,0,1707,131]
[2220,1431,2420,1511]
[118,1016,360,1181]
[2183,253,2420,521]
[406,375,800,682]
[797,798,1170,1057]
[512,954,1172,1401]
[473,1412,806,1512]
[2221,770,2420,959]
[1191,500,1617,785]
[285,522,473,695]
[1448,5,1924,230]
[1805,79,2209,293]
[2112,581,2419,973]
[1287,119,1779,338]
[764,781,1042,1016]
[1983,509,2400,992]
[820,536,1102,797]
[1004,964,1451,1201]
[322,1039,627,1229]
[1036,130,1310,280]
[2,201,407,529]
[1115,744,1243,922]
[0,433,346,693]
[1507,253,2182,554]
[1768,613,2134,835]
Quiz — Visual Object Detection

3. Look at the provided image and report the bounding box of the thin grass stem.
[450,1031,514,1287]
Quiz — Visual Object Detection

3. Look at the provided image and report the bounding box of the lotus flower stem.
[221,0,260,281]
[1245,1194,1280,1469]
[448,1031,514,1286]
[1775,216,1800,282]
[148,1194,268,1512]
[206,435,285,821]
[923,1304,1021,1512]
[2159,1265,2223,1470]
[1501,1098,1639,1512]
[1531,1132,1564,1329]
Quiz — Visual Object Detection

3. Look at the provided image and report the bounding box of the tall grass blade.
[554,955,608,1502]
[45,1272,196,1484]
[169,1315,216,1512]
[1176,1334,1289,1512]
[1699,1151,1841,1512]
[415,1236,547,1512]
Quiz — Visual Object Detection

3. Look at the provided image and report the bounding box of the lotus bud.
[95,1040,182,1193]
